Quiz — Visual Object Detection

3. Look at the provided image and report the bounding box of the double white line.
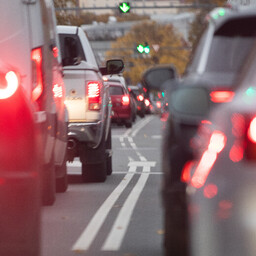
[72,161,156,252]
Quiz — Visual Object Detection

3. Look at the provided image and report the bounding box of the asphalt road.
[41,115,165,256]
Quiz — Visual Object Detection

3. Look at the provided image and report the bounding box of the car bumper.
[68,120,103,146]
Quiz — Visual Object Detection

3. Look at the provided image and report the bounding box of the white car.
[0,0,68,255]
[57,26,123,182]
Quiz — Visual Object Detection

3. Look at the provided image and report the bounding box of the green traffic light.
[119,2,131,13]
[137,44,144,53]
[136,43,150,54]
[144,45,150,54]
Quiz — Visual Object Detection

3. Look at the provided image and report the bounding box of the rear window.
[58,33,86,66]
[109,86,124,95]
[205,17,256,73]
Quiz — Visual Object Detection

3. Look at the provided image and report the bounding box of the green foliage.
[106,21,190,85]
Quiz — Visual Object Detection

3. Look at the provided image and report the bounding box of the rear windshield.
[109,86,124,95]
[205,17,256,73]
[58,33,86,66]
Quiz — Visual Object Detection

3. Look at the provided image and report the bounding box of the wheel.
[125,119,132,128]
[106,128,112,175]
[56,153,68,193]
[81,131,107,183]
[82,161,107,182]
[162,119,189,256]
[164,187,188,256]
[41,155,56,206]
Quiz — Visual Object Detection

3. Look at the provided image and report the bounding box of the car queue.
[142,4,256,256]
[4,1,256,256]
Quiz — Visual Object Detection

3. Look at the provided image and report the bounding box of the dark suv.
[142,6,256,256]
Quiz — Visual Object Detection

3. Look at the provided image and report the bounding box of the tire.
[56,153,68,193]
[81,132,107,183]
[82,161,107,182]
[106,128,112,175]
[164,189,188,256]
[41,155,56,206]
[125,119,132,128]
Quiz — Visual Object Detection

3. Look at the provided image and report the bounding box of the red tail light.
[210,90,234,103]
[52,46,59,58]
[191,131,226,188]
[87,81,101,110]
[31,47,43,102]
[145,99,150,107]
[156,101,161,108]
[122,95,130,106]
[137,94,144,101]
[244,116,256,160]
[247,116,256,143]
[0,71,19,99]
[53,83,63,98]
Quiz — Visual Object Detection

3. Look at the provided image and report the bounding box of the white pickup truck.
[57,26,124,182]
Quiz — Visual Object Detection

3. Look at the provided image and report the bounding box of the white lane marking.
[128,137,133,143]
[151,135,162,139]
[131,116,154,137]
[72,164,137,252]
[102,161,156,251]
[128,156,134,162]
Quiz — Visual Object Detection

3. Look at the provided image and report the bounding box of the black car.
[142,5,256,256]
[128,85,147,118]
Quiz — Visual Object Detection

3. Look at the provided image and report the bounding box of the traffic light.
[119,2,131,13]
[137,44,144,54]
[136,43,150,54]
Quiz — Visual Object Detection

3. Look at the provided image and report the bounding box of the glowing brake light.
[191,131,226,188]
[31,47,43,102]
[156,101,161,108]
[247,116,256,143]
[137,94,144,101]
[122,95,130,105]
[87,81,101,110]
[52,46,59,58]
[210,91,234,103]
[144,98,150,107]
[53,83,63,98]
[0,71,19,99]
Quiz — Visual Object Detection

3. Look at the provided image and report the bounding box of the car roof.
[57,25,79,34]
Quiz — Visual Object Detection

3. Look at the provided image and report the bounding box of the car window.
[109,86,124,95]
[58,33,86,66]
[185,26,208,74]
[205,17,256,73]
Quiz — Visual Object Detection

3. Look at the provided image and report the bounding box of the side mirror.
[142,65,178,92]
[100,59,124,75]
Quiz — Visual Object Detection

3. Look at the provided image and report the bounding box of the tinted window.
[171,87,209,116]
[58,33,86,66]
[205,17,256,73]
[109,86,124,95]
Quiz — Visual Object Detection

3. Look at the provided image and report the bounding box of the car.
[185,41,256,256]
[57,25,124,182]
[109,78,135,128]
[142,6,256,256]
[128,85,146,118]
[0,0,68,255]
